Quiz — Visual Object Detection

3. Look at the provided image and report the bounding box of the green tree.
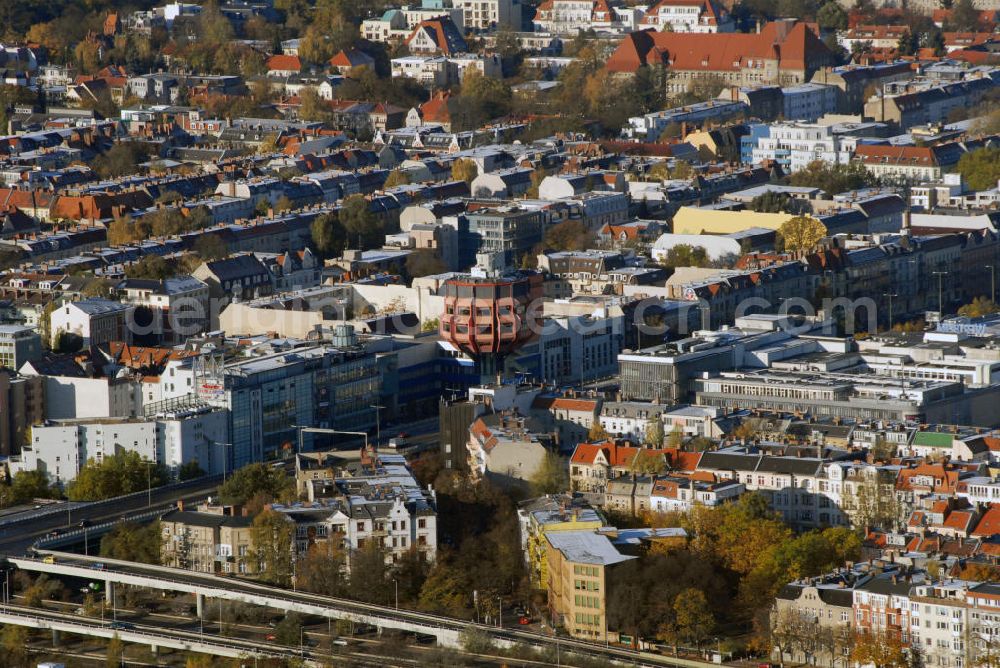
[100,521,161,565]
[272,612,304,646]
[8,470,57,506]
[66,451,169,501]
[81,277,115,298]
[852,630,908,668]
[659,244,709,268]
[788,160,872,195]
[454,69,512,130]
[947,0,981,31]
[588,422,610,441]
[672,588,714,649]
[383,169,410,188]
[405,249,447,278]
[957,147,1000,191]
[749,191,793,213]
[106,632,124,667]
[644,418,665,448]
[310,211,345,258]
[177,461,205,481]
[451,158,478,185]
[393,547,430,606]
[250,508,294,586]
[531,450,568,495]
[958,296,1000,317]
[348,540,391,604]
[667,425,684,449]
[526,167,547,197]
[817,1,848,29]
[418,560,468,616]
[299,0,359,64]
[193,235,229,261]
[339,194,383,250]
[0,624,29,667]
[217,463,294,507]
[778,215,827,254]
[298,87,332,123]
[92,143,149,179]
[541,219,595,252]
[126,255,175,280]
[297,541,346,596]
[630,449,666,475]
[897,30,920,56]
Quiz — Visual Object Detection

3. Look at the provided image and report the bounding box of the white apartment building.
[648,477,745,513]
[781,83,839,122]
[908,581,970,668]
[49,299,133,349]
[362,7,466,43]
[751,123,858,172]
[274,453,437,566]
[391,56,456,87]
[118,275,211,345]
[452,0,520,30]
[391,54,499,86]
[638,0,733,33]
[599,401,669,440]
[533,0,599,34]
[10,403,229,485]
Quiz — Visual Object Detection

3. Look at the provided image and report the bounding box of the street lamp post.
[883,292,897,330]
[393,578,398,610]
[497,594,502,630]
[933,270,947,314]
[370,404,384,449]
[988,264,997,304]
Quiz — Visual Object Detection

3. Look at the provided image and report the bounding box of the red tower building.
[439,271,543,383]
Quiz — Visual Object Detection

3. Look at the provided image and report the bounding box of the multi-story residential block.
[811,62,913,115]
[0,325,42,371]
[117,276,210,345]
[838,24,909,51]
[533,0,620,34]
[531,395,601,448]
[272,451,437,568]
[624,100,748,143]
[49,299,133,350]
[0,371,43,456]
[160,503,255,575]
[750,122,863,172]
[545,529,636,642]
[648,476,745,513]
[466,206,544,269]
[11,399,229,485]
[598,401,670,441]
[864,74,1000,130]
[452,0,521,31]
[638,0,733,32]
[517,494,604,587]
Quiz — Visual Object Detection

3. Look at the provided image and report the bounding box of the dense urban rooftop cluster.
[8,0,1000,664]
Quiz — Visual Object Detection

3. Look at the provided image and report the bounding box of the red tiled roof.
[267,54,302,72]
[420,90,454,124]
[607,21,830,74]
[942,510,974,532]
[329,48,375,69]
[973,506,1000,537]
[571,440,643,467]
[550,398,599,412]
[854,144,939,167]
